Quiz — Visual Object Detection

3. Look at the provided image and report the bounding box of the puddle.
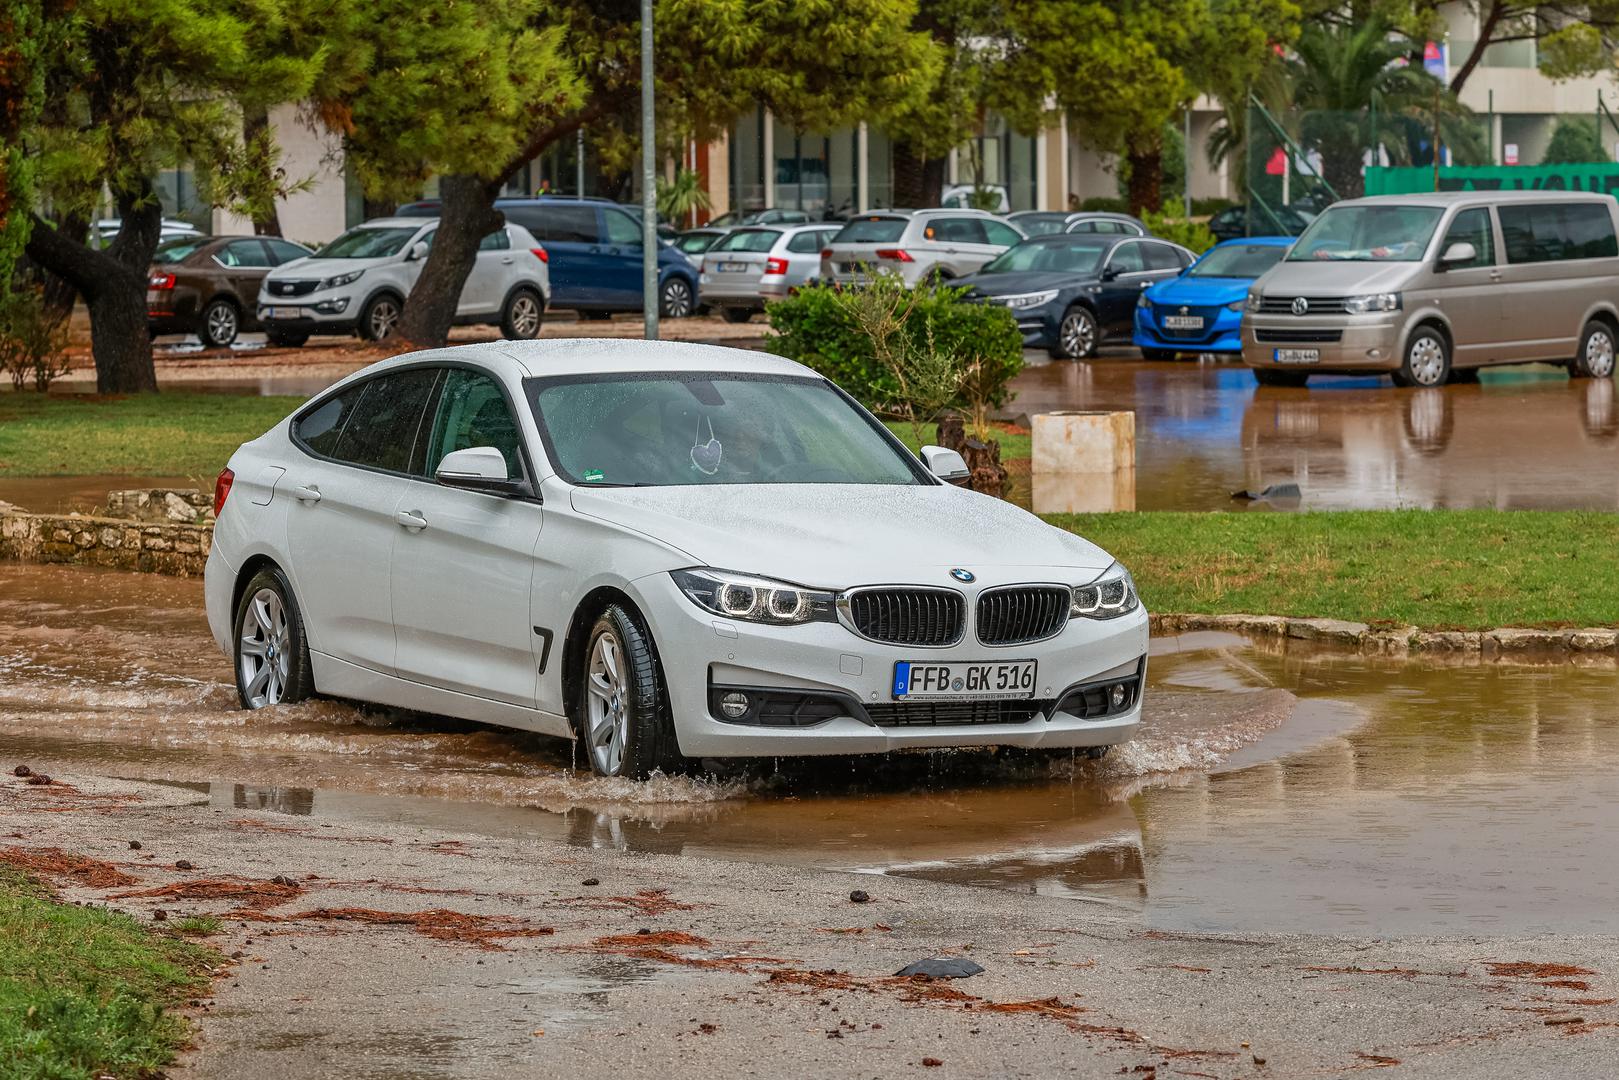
[4,562,1619,935]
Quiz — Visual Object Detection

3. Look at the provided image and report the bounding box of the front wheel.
[1392,325,1450,388]
[1051,306,1098,360]
[358,294,401,341]
[577,605,680,779]
[500,288,544,339]
[200,299,240,347]
[1571,319,1617,379]
[659,278,695,319]
[233,567,314,710]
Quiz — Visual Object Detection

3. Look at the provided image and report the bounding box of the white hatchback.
[204,340,1147,778]
[257,217,549,347]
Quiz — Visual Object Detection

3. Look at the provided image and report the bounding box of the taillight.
[530,246,548,263]
[149,272,175,289]
[820,248,833,260]
[213,468,234,516]
[875,249,913,262]
[764,257,789,275]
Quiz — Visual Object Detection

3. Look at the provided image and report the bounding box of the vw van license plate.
[1163,315,1204,330]
[893,660,1036,701]
[1273,348,1320,364]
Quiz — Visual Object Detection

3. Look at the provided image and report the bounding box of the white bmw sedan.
[204,340,1148,778]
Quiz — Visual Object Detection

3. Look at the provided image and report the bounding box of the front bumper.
[1241,313,1402,372]
[635,571,1149,758]
[1134,308,1244,353]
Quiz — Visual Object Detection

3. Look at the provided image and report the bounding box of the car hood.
[1252,258,1419,295]
[265,256,392,281]
[957,270,1090,297]
[1145,274,1248,306]
[570,483,1116,588]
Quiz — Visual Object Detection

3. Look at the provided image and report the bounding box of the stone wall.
[0,491,212,577]
[103,487,214,525]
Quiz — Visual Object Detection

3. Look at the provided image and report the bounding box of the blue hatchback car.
[1133,236,1292,359]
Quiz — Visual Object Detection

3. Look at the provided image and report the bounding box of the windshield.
[526,373,922,487]
[316,226,421,259]
[1286,205,1443,262]
[981,238,1110,274]
[712,228,781,253]
[152,238,209,264]
[675,232,720,253]
[832,216,908,244]
[1190,243,1289,278]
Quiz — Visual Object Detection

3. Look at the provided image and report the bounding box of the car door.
[390,366,543,708]
[283,368,440,673]
[457,227,513,317]
[1096,240,1150,333]
[599,207,645,306]
[1429,207,1506,366]
[507,204,597,309]
[934,216,996,276]
[216,239,276,307]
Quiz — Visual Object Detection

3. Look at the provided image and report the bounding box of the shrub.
[1190,196,1238,217]
[1142,210,1218,255]
[1077,196,1130,214]
[767,280,1024,430]
[0,287,70,391]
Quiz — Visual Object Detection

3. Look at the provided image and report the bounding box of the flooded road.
[4,561,1617,936]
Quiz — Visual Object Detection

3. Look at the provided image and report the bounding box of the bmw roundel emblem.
[950,568,975,583]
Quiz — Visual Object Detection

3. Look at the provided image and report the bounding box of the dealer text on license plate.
[892,659,1037,701]
[1163,315,1203,330]
[1273,348,1320,364]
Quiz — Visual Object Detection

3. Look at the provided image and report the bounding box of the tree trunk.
[935,415,1006,498]
[1125,146,1163,217]
[891,141,946,210]
[243,106,284,237]
[395,174,504,349]
[24,193,159,393]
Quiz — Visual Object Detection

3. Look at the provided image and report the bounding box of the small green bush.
[1190,196,1238,217]
[1077,196,1130,214]
[767,282,1024,416]
[1142,210,1218,254]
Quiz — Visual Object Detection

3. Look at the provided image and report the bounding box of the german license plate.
[1273,348,1320,364]
[717,261,748,272]
[892,659,1037,701]
[1163,315,1203,330]
[266,307,305,320]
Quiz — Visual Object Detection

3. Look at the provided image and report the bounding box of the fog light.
[1109,684,1127,710]
[719,691,750,719]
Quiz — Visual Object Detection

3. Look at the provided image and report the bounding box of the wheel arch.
[498,280,547,317]
[1401,313,1453,358]
[559,585,657,735]
[231,553,287,633]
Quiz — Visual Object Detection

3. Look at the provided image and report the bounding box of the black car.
[956,234,1194,359]
[1207,203,1312,243]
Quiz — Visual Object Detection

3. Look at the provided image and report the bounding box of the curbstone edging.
[1150,613,1616,664]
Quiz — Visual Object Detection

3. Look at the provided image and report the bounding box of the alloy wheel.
[1586,328,1616,378]
[661,280,693,319]
[508,294,542,337]
[585,630,630,776]
[205,302,238,346]
[1407,335,1447,386]
[369,298,400,339]
[238,587,291,708]
[1061,310,1095,357]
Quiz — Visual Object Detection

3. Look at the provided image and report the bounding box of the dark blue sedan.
[1133,237,1292,359]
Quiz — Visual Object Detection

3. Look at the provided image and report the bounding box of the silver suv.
[821,210,1025,287]
[1242,190,1619,387]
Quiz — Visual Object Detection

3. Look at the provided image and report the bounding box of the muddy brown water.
[3,561,1618,935]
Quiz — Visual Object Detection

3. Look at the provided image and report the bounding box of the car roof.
[495,339,816,379]
[1337,190,1615,208]
[359,217,433,230]
[1211,235,1294,247]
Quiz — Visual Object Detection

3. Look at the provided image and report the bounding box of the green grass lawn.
[1052,509,1619,630]
[0,867,220,1079]
[883,420,1032,461]
[0,393,303,479]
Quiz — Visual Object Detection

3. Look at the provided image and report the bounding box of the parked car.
[821,210,1025,287]
[957,234,1194,359]
[1060,212,1151,237]
[1207,203,1313,243]
[93,217,201,250]
[205,340,1148,778]
[257,217,549,346]
[400,197,700,319]
[1132,237,1292,360]
[1009,211,1139,238]
[1242,190,1619,387]
[673,227,730,267]
[698,223,841,321]
[940,184,1010,213]
[707,208,811,228]
[146,235,313,346]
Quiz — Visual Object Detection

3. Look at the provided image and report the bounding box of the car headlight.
[671,568,836,625]
[1245,292,1262,313]
[1136,293,1151,309]
[1342,292,1400,314]
[1226,300,1245,312]
[1071,562,1139,620]
[1000,289,1058,310]
[318,269,365,291]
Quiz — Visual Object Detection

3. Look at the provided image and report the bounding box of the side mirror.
[920,445,970,483]
[1438,241,1476,268]
[435,446,523,495]
[1099,264,1120,281]
[407,241,430,262]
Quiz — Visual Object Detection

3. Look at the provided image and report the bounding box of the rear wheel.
[659,278,695,319]
[200,298,240,347]
[1253,367,1310,388]
[500,288,544,339]
[719,307,754,324]
[358,294,401,341]
[577,605,680,779]
[233,567,314,710]
[1051,305,1098,360]
[1571,319,1617,379]
[1392,325,1450,387]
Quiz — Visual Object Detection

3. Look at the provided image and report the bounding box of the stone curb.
[1150,613,1619,663]
[0,505,210,577]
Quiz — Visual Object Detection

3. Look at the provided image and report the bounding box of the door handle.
[500,256,514,264]
[396,510,428,530]
[1489,269,1503,280]
[293,484,321,504]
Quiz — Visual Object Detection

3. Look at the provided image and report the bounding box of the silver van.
[1241,191,1619,387]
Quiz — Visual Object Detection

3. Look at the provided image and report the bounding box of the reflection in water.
[1008,358,1619,510]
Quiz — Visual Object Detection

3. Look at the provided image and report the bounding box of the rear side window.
[1108,242,1145,274]
[714,228,780,253]
[1142,243,1184,271]
[478,229,510,251]
[330,368,440,473]
[219,240,273,268]
[785,230,826,253]
[294,388,365,458]
[1500,202,1619,263]
[422,369,524,479]
[514,205,598,244]
[983,221,1022,246]
[926,217,989,244]
[833,216,908,244]
[264,239,309,264]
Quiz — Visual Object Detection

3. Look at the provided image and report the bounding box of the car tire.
[1570,319,1617,379]
[265,330,309,348]
[719,307,753,324]
[1253,368,1310,388]
[233,566,314,710]
[1392,325,1450,388]
[358,293,402,341]
[1140,347,1177,362]
[500,287,545,340]
[660,278,695,319]
[1050,305,1098,360]
[200,298,240,347]
[577,604,680,779]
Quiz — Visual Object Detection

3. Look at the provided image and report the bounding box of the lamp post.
[641,0,658,340]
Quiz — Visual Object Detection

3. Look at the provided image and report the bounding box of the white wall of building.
[213,103,348,244]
